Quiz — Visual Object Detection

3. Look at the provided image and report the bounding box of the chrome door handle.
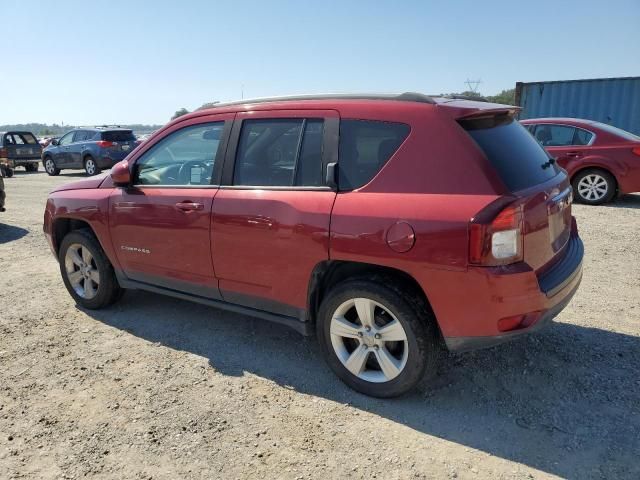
[175,201,204,211]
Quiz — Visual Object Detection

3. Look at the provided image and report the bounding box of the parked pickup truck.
[0,131,42,177]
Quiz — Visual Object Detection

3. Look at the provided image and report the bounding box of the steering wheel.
[178,160,209,185]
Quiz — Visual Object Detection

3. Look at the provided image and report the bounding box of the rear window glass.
[461,115,560,192]
[6,132,38,144]
[338,120,410,190]
[102,130,135,142]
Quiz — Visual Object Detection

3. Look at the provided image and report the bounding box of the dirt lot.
[0,170,638,480]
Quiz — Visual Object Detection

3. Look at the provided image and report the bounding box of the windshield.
[461,114,560,192]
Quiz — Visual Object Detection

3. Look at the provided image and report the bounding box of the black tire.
[25,163,38,172]
[84,156,100,176]
[316,278,440,398]
[44,156,60,176]
[572,168,616,205]
[5,167,14,178]
[58,229,122,309]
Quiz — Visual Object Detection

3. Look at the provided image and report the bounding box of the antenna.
[465,78,483,93]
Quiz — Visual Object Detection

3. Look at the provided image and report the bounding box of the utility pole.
[465,78,482,94]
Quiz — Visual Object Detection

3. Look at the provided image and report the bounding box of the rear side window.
[234,118,324,187]
[73,130,90,142]
[462,115,560,192]
[338,120,410,190]
[534,124,575,146]
[102,130,135,142]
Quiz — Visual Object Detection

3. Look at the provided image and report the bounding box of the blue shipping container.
[516,77,640,135]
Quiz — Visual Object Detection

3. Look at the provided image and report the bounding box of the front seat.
[536,127,552,146]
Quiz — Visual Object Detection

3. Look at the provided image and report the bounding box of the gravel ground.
[1,170,639,480]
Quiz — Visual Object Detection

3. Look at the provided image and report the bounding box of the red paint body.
[44,97,584,349]
[521,118,640,195]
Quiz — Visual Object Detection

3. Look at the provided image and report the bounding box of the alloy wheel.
[85,159,96,175]
[330,298,409,383]
[64,243,100,299]
[45,158,55,174]
[577,173,608,202]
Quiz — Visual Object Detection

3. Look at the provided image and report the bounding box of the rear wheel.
[44,156,60,176]
[317,279,439,397]
[572,169,616,205]
[84,156,100,176]
[25,163,38,172]
[59,229,122,309]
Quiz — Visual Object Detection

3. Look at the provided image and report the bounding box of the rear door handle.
[175,201,204,211]
[566,151,582,158]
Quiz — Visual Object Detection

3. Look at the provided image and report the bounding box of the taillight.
[469,201,524,266]
[0,147,7,157]
[96,140,114,148]
[632,146,640,156]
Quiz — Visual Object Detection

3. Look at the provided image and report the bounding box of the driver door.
[54,131,75,166]
[109,114,233,298]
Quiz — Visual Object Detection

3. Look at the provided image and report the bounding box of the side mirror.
[111,160,131,186]
[51,139,59,146]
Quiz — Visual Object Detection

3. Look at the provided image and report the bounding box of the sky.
[2,0,639,126]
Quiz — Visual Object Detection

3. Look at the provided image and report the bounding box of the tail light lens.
[632,146,640,156]
[96,140,114,148]
[469,201,524,266]
[0,147,7,157]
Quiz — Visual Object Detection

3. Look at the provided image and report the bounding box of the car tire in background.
[316,278,440,398]
[84,156,100,176]
[43,156,60,176]
[25,163,38,172]
[58,229,122,309]
[572,168,616,205]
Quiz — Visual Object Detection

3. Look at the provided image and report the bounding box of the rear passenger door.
[533,124,594,169]
[211,110,338,318]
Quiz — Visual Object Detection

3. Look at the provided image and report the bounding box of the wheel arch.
[52,217,99,257]
[307,260,443,338]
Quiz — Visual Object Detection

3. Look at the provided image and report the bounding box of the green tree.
[486,88,516,105]
[171,108,190,120]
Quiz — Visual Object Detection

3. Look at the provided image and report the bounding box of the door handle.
[566,151,582,158]
[175,201,204,211]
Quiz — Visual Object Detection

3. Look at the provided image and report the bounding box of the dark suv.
[42,127,138,176]
[44,94,584,397]
[1,131,42,176]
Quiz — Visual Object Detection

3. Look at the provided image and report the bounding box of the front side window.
[338,120,410,190]
[233,118,325,187]
[135,122,224,186]
[58,132,74,146]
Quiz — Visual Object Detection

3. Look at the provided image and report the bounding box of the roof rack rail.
[199,92,436,110]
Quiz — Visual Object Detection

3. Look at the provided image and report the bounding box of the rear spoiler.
[434,97,521,120]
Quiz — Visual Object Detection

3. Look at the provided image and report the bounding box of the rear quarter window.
[461,115,560,192]
[338,120,410,190]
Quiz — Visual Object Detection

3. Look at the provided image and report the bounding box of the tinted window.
[135,123,224,186]
[103,130,135,142]
[462,115,560,192]
[234,119,324,187]
[573,128,594,146]
[338,120,410,190]
[73,130,90,142]
[534,124,575,146]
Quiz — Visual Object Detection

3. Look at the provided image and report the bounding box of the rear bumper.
[1,158,39,167]
[441,234,584,352]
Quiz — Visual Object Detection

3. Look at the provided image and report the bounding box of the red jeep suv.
[44,93,583,397]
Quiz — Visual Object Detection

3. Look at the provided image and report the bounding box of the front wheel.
[59,229,122,309]
[44,157,60,176]
[572,169,616,205]
[84,156,100,176]
[317,279,439,397]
